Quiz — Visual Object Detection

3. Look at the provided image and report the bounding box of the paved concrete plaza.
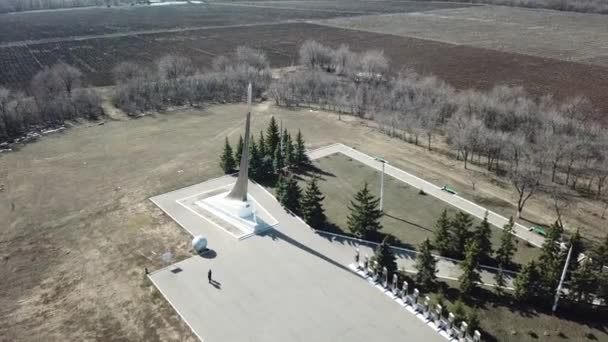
[150,175,445,342]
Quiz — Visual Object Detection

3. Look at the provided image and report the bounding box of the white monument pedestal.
[196,191,267,234]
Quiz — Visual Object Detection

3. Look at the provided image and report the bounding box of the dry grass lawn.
[301,153,540,266]
[0,100,606,340]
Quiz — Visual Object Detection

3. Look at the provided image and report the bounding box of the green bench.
[441,185,457,195]
[532,227,547,237]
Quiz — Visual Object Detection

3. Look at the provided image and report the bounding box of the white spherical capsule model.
[192,235,208,254]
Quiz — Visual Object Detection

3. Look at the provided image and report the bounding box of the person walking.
[207,269,212,283]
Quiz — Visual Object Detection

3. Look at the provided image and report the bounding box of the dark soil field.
[0,1,470,44]
[2,21,608,115]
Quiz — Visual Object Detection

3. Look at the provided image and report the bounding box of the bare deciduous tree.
[157,55,194,81]
[509,153,542,218]
[550,186,573,229]
[112,62,146,84]
[331,44,354,76]
[235,46,269,71]
[299,40,332,71]
[52,62,83,95]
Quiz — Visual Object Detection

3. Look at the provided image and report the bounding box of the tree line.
[271,40,608,220]
[112,47,272,115]
[274,168,608,307]
[513,224,608,306]
[235,133,606,330]
[0,63,104,145]
[219,116,329,229]
[422,0,608,15]
[219,116,310,181]
[0,0,136,13]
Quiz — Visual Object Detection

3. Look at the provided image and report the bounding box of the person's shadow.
[210,279,222,290]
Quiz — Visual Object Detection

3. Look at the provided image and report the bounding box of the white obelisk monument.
[196,83,265,233]
[221,83,254,218]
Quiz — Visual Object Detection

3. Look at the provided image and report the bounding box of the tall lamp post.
[552,243,573,313]
[375,157,388,212]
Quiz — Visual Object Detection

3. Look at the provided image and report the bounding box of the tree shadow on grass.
[383,213,434,234]
[442,283,608,338]
[298,164,336,179]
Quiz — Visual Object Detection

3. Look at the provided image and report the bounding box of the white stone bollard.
[459,321,468,339]
[401,281,409,302]
[392,273,399,295]
[448,313,455,336]
[372,261,379,281]
[435,304,443,325]
[382,267,388,288]
[424,296,431,319]
[473,330,481,342]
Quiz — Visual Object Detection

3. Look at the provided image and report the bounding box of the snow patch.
[150,1,203,6]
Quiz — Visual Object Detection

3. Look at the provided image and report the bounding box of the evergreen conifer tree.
[433,209,452,257]
[281,128,289,151]
[294,130,310,169]
[283,130,294,168]
[568,260,596,304]
[415,238,437,291]
[450,300,467,324]
[266,116,280,157]
[258,130,267,158]
[566,229,583,278]
[219,137,236,174]
[496,216,517,269]
[275,175,286,201]
[301,176,326,229]
[373,236,398,277]
[514,260,541,301]
[347,182,383,238]
[597,272,608,305]
[494,267,507,295]
[276,175,302,215]
[539,222,564,298]
[451,211,473,259]
[234,134,244,165]
[248,135,262,180]
[259,155,274,181]
[273,146,284,173]
[466,311,480,335]
[459,239,482,296]
[473,211,493,264]
[592,234,608,271]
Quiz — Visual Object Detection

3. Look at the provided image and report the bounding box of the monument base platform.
[196,191,270,237]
